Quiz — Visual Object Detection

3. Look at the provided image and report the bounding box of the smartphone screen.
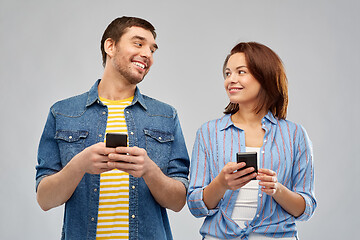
[236,152,258,180]
[105,133,128,148]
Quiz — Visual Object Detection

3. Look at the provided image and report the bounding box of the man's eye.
[135,42,142,47]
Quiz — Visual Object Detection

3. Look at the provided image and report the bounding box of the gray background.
[1,0,359,239]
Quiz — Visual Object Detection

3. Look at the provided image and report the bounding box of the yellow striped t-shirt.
[96,96,133,240]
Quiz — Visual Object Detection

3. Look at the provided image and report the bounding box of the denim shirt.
[36,80,190,240]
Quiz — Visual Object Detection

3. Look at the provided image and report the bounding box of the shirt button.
[94,188,97,192]
[68,136,72,140]
[131,215,135,219]
[264,139,267,143]
[130,132,134,135]
[102,111,106,115]
[99,134,102,138]
[91,217,95,221]
[257,214,260,218]
[158,137,162,140]
[132,186,135,189]
[262,150,265,154]
[126,111,129,114]
[259,193,262,197]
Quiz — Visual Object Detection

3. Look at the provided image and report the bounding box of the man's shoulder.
[50,91,89,116]
[141,94,177,118]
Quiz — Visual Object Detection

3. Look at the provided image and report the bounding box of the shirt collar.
[219,111,278,131]
[86,79,101,107]
[86,79,147,110]
[130,86,147,110]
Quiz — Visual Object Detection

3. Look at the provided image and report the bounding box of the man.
[36,16,189,240]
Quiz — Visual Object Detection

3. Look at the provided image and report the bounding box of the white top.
[230,147,260,228]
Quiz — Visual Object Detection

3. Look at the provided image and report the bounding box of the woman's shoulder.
[198,114,230,130]
[277,118,310,142]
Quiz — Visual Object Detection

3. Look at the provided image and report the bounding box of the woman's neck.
[231,107,267,127]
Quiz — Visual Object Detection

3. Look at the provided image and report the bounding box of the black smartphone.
[105,133,128,148]
[236,152,258,180]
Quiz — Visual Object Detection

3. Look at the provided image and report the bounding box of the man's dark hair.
[101,16,156,67]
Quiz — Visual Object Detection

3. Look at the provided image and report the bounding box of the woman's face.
[224,53,262,108]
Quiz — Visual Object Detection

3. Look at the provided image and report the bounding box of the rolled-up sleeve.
[187,128,219,218]
[292,124,317,221]
[35,108,61,191]
[167,112,190,189]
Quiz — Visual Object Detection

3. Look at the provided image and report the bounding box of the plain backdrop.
[1,0,359,239]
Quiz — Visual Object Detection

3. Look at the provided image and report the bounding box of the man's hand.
[106,146,186,212]
[106,146,157,178]
[74,142,116,175]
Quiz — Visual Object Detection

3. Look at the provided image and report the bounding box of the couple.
[35,16,316,240]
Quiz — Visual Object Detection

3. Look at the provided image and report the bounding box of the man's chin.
[127,76,144,85]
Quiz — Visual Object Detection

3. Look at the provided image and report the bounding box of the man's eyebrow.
[131,35,158,50]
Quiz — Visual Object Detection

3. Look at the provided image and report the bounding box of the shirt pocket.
[144,128,174,173]
[55,130,89,166]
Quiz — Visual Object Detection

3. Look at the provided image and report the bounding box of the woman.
[187,42,316,240]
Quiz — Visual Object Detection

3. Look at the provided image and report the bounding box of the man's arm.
[37,143,115,211]
[107,146,186,212]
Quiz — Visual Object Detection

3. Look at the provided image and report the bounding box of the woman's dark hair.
[101,16,156,67]
[223,42,288,119]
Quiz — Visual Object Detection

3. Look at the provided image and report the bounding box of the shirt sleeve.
[35,108,61,191]
[166,112,190,190]
[292,124,317,221]
[187,127,219,218]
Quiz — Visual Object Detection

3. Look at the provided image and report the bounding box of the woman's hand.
[257,168,280,196]
[257,168,306,217]
[219,162,258,191]
[203,162,257,210]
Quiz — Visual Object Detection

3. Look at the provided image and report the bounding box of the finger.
[258,168,276,176]
[116,146,146,156]
[108,153,134,163]
[107,161,137,171]
[257,175,277,183]
[261,188,276,195]
[224,162,245,174]
[259,181,276,188]
[235,167,256,178]
[103,147,117,156]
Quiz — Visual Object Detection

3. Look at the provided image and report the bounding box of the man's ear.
[104,38,116,58]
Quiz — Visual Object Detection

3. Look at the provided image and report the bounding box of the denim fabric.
[36,80,190,240]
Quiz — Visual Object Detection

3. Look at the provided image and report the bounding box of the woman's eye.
[239,70,245,74]
[224,72,231,77]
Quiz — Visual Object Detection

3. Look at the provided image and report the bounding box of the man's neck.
[98,72,136,101]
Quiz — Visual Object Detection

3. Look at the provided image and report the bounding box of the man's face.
[110,26,158,85]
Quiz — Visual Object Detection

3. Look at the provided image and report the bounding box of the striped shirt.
[96,96,133,240]
[187,112,316,239]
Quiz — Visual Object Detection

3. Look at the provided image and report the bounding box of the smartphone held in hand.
[105,133,128,148]
[236,152,258,180]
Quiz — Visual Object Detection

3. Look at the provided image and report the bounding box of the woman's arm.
[257,168,305,217]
